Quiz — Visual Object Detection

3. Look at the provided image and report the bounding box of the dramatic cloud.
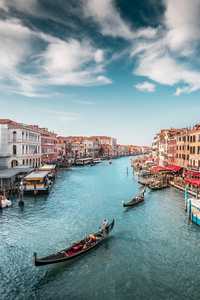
[135,82,156,92]
[1,0,200,96]
[164,0,200,55]
[84,0,157,40]
[0,17,112,95]
[131,0,200,95]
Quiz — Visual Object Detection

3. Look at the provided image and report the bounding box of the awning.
[166,165,183,172]
[185,178,200,187]
[152,166,168,172]
[139,171,148,175]
[186,170,200,177]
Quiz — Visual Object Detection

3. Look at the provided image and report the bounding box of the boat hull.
[123,198,144,207]
[33,219,114,266]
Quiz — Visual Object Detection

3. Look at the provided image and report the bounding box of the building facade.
[0,119,41,169]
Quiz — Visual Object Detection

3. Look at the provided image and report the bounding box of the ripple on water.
[1,157,200,300]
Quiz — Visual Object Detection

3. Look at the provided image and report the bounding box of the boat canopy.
[139,171,148,175]
[25,171,49,180]
[39,165,56,171]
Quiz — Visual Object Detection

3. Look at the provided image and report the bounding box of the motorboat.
[0,195,12,208]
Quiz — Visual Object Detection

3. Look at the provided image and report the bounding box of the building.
[188,125,200,171]
[0,119,41,169]
[30,125,57,164]
[175,129,190,168]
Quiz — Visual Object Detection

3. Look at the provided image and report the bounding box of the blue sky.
[1,0,200,146]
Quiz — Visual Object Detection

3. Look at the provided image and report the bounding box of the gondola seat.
[72,244,83,251]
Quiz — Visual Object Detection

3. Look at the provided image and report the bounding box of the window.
[190,147,192,154]
[179,146,181,150]
[13,131,17,142]
[190,136,192,142]
[179,137,181,142]
[187,136,189,142]
[193,135,196,142]
[183,136,186,142]
[193,146,195,154]
[13,145,17,155]
[187,145,189,151]
[187,155,189,161]
[198,146,200,155]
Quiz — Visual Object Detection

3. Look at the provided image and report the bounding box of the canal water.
[1,157,200,300]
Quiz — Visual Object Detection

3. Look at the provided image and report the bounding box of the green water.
[1,157,200,300]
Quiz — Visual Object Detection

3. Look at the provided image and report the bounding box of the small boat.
[33,219,114,266]
[122,190,145,207]
[0,195,12,208]
[138,180,150,186]
[93,158,101,164]
[149,181,169,190]
[109,161,112,164]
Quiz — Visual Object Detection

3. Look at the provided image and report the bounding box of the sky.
[1,0,200,146]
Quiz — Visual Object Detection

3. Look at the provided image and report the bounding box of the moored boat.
[0,195,12,208]
[138,180,150,186]
[149,181,169,190]
[33,219,114,266]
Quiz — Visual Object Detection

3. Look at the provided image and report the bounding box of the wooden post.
[19,181,25,205]
[188,199,191,219]
[196,187,198,199]
[34,182,37,195]
[185,187,188,211]
[0,195,2,208]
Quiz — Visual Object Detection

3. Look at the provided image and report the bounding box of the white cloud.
[59,116,80,123]
[164,0,200,55]
[72,100,95,105]
[0,17,112,95]
[131,0,200,95]
[84,0,157,40]
[135,81,156,92]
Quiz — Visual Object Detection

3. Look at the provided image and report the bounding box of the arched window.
[13,131,17,142]
[11,160,18,167]
[30,159,32,165]
[13,145,17,155]
[22,132,24,140]
[26,159,28,165]
[23,159,25,165]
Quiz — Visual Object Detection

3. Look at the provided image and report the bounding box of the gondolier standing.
[102,219,108,234]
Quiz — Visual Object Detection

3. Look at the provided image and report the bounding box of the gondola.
[122,191,145,207]
[33,219,114,266]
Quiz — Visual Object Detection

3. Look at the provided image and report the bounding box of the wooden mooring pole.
[185,187,188,211]
[19,181,25,206]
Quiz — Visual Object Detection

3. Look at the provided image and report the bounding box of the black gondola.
[33,219,114,266]
[122,191,145,207]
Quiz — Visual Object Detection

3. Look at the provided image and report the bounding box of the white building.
[0,119,42,169]
[84,139,94,157]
